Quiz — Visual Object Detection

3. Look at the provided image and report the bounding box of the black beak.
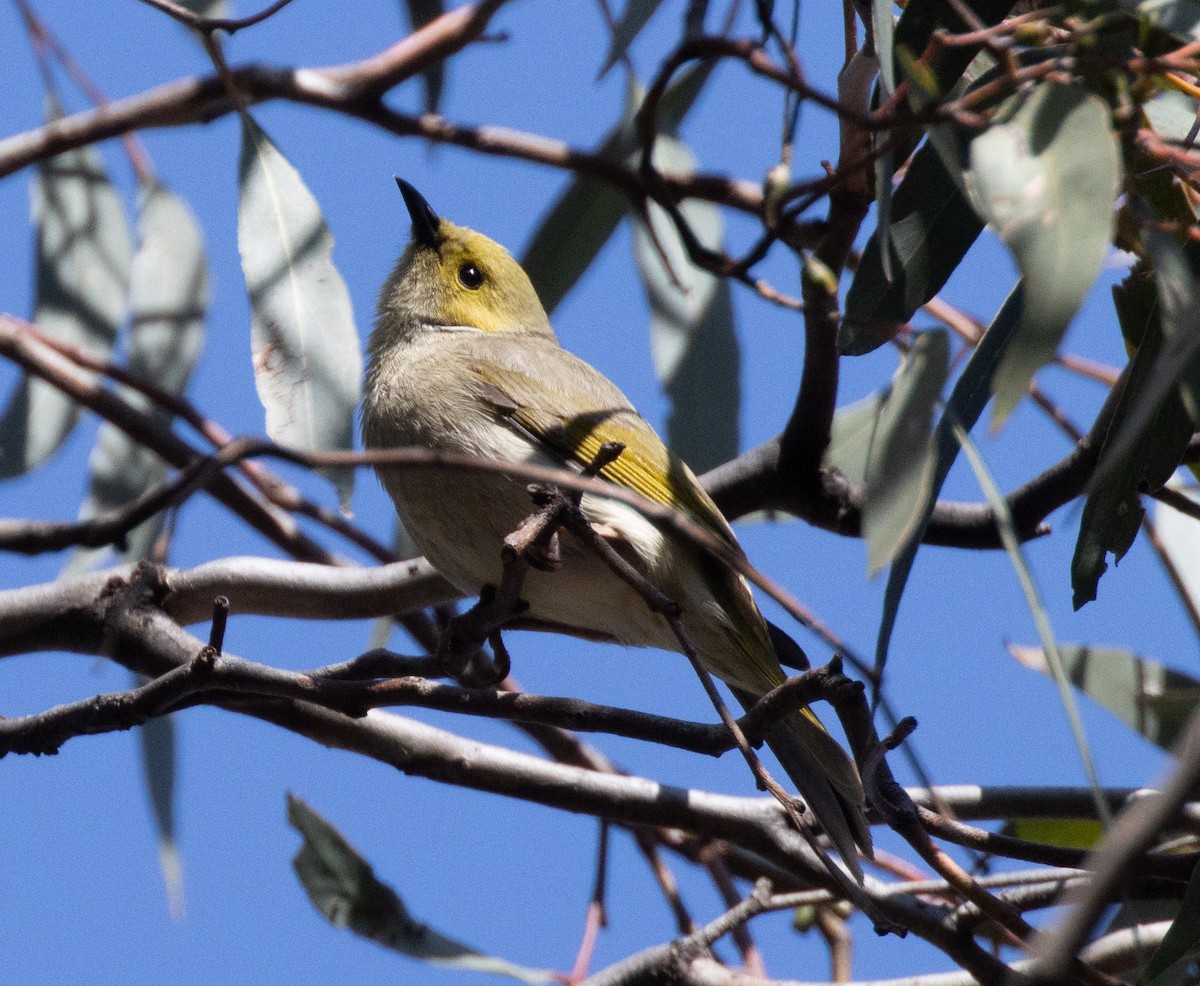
[395,178,441,248]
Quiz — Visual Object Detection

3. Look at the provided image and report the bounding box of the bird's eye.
[458,262,484,290]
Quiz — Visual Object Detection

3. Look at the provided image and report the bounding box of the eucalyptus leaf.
[0,101,131,480]
[66,176,208,576]
[824,391,885,486]
[140,709,184,918]
[874,285,1023,673]
[632,136,738,470]
[964,83,1120,425]
[522,64,713,313]
[842,141,983,355]
[237,117,361,507]
[893,0,1017,98]
[1010,642,1200,749]
[288,794,555,984]
[1129,0,1200,43]
[1145,856,1200,985]
[862,329,949,575]
[401,0,446,113]
[600,0,667,77]
[1072,249,1198,609]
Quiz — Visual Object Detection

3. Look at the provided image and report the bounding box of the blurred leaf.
[0,100,131,480]
[862,330,950,575]
[1155,475,1200,618]
[964,83,1120,425]
[66,176,209,576]
[401,0,446,113]
[632,136,738,471]
[1010,642,1200,748]
[1144,88,1200,143]
[824,391,885,485]
[842,142,983,355]
[522,64,713,313]
[893,0,1016,97]
[600,0,666,77]
[874,0,897,96]
[237,116,361,508]
[1005,818,1104,850]
[1128,0,1200,42]
[874,285,1022,672]
[288,794,555,983]
[1072,250,1198,609]
[1146,857,1200,985]
[140,708,184,918]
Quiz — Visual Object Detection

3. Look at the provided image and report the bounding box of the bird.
[361,179,872,878]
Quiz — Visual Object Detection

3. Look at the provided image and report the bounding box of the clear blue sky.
[0,1,1183,982]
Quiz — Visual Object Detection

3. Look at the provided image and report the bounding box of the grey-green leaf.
[842,141,983,355]
[522,64,713,314]
[1127,0,1200,43]
[0,104,131,480]
[237,117,361,507]
[964,83,1121,425]
[401,0,446,113]
[65,176,208,576]
[874,284,1023,672]
[862,329,950,575]
[632,136,738,470]
[140,705,184,918]
[600,0,667,77]
[1010,642,1200,749]
[1145,857,1200,985]
[288,794,555,984]
[1072,250,1198,609]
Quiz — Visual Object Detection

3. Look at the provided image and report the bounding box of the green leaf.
[1010,642,1200,749]
[0,100,131,480]
[632,136,738,471]
[140,705,184,919]
[964,83,1121,425]
[874,285,1023,673]
[862,330,950,575]
[237,117,361,508]
[1005,818,1104,850]
[1129,0,1200,43]
[400,0,446,113]
[1146,856,1200,985]
[288,794,555,983]
[893,0,1017,97]
[824,391,885,486]
[599,0,667,77]
[1072,250,1198,609]
[842,141,984,355]
[65,176,209,575]
[522,66,712,314]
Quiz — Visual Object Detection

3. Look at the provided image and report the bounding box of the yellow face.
[400,220,554,338]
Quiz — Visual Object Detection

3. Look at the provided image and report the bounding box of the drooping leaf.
[1128,0,1200,43]
[140,708,184,918]
[66,176,209,575]
[964,83,1121,425]
[874,285,1023,673]
[400,0,446,113]
[1072,250,1198,609]
[521,64,713,314]
[1155,475,1200,619]
[237,116,361,507]
[862,329,950,575]
[631,136,738,471]
[1010,642,1200,749]
[842,141,984,355]
[599,0,667,77]
[823,391,885,486]
[1146,856,1200,985]
[0,100,131,480]
[288,794,555,983]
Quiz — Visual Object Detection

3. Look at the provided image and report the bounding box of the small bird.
[362,180,872,877]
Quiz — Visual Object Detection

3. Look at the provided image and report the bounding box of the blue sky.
[0,1,1186,982]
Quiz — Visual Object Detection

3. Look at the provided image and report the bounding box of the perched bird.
[362,180,872,877]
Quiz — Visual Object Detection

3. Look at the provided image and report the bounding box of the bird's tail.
[732,687,873,882]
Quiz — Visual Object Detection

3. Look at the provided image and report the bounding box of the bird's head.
[376,179,555,343]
